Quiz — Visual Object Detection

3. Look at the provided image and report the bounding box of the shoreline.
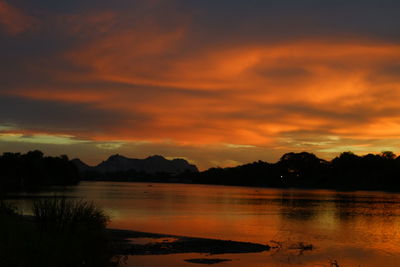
[107,228,270,255]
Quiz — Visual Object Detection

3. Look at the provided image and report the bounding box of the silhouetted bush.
[0,200,18,217]
[0,199,120,267]
[32,198,109,232]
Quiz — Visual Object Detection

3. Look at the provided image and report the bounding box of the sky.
[1,0,400,169]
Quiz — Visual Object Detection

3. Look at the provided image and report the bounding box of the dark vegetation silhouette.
[0,150,79,192]
[2,150,400,192]
[75,150,400,192]
[0,198,121,267]
[190,151,400,191]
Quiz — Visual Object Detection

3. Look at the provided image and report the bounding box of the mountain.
[71,158,92,172]
[72,154,198,175]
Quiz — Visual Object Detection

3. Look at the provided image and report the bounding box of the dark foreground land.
[0,198,271,267]
[0,199,118,267]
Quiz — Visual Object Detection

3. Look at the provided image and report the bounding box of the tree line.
[3,150,400,192]
[0,150,79,192]
[189,151,400,191]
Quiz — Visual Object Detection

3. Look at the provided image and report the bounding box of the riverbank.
[108,228,270,255]
[2,213,271,266]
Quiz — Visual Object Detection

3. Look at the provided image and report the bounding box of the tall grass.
[32,198,109,232]
[0,200,18,217]
[0,198,121,267]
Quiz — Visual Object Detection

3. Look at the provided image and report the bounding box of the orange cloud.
[96,41,400,142]
[9,39,400,147]
[0,0,37,35]
[3,6,400,168]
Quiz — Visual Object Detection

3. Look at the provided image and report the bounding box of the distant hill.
[71,158,92,172]
[72,154,198,178]
[69,151,400,192]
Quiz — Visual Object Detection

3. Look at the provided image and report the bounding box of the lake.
[12,181,400,267]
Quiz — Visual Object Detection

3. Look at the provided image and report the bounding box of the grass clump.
[0,200,18,217]
[0,198,121,267]
[32,198,109,232]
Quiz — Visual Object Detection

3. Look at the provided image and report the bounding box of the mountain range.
[72,154,198,175]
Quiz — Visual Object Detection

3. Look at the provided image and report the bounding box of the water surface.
[13,182,400,267]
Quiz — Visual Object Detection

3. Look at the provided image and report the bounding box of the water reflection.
[9,182,400,267]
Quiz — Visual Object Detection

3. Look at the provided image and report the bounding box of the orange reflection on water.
[14,182,400,267]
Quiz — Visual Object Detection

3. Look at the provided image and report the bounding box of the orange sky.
[1,0,400,169]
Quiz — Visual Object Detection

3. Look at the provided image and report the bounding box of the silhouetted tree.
[277,152,329,188]
[0,150,79,192]
[381,151,396,160]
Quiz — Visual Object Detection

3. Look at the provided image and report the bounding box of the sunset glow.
[1,0,400,169]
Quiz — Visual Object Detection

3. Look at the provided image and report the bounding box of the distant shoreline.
[80,180,400,194]
[77,151,400,193]
[3,150,400,193]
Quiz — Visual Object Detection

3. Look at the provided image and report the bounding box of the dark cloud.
[370,64,400,83]
[0,96,142,134]
[211,103,368,124]
[183,0,400,46]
